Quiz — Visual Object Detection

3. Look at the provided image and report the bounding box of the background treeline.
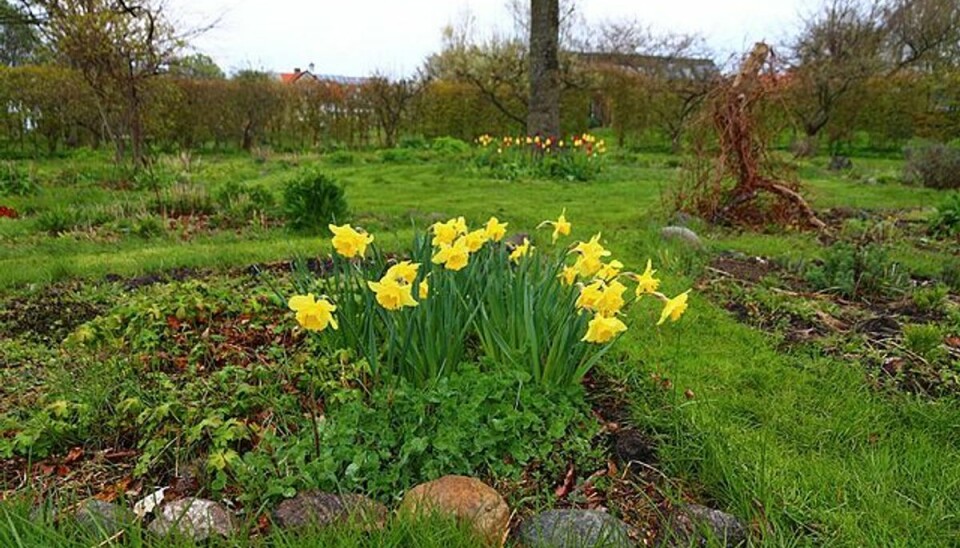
[5,64,958,157]
[2,0,960,160]
[0,66,596,157]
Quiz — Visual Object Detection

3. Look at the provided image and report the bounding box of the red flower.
[0,206,19,219]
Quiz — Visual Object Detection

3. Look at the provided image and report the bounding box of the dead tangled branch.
[676,42,825,230]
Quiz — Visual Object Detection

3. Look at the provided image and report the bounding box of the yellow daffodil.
[385,261,420,284]
[559,265,578,286]
[464,229,488,252]
[576,280,605,311]
[288,293,338,332]
[419,278,430,300]
[657,290,691,326]
[538,209,571,243]
[634,260,660,296]
[596,260,624,281]
[573,254,603,278]
[595,280,627,317]
[484,217,508,242]
[582,314,627,344]
[329,224,374,259]
[509,238,533,263]
[367,277,419,311]
[431,218,465,247]
[432,237,471,271]
[570,233,611,261]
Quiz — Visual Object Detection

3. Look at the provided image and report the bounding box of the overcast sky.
[167,0,816,77]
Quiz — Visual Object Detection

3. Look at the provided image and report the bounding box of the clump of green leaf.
[235,365,602,503]
[282,168,348,233]
[928,192,960,238]
[911,284,949,316]
[212,180,275,227]
[805,243,907,299]
[902,323,946,363]
[0,162,38,196]
[431,137,470,155]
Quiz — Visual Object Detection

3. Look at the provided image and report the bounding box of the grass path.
[3,154,959,545]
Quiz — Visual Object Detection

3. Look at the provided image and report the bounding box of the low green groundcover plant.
[237,365,603,502]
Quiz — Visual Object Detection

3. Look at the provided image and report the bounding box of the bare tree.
[882,0,960,70]
[364,72,426,148]
[20,0,210,167]
[579,19,717,151]
[787,0,886,146]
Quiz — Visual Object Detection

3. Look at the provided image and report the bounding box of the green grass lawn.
[2,149,959,546]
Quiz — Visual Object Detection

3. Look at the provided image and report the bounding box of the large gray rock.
[660,226,703,249]
[518,509,632,547]
[273,491,387,530]
[148,497,237,541]
[661,504,748,547]
[75,499,135,537]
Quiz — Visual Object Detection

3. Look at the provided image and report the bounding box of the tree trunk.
[527,0,560,138]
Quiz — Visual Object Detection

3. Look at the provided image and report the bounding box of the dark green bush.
[430,137,470,155]
[929,192,960,237]
[903,143,960,189]
[282,168,348,233]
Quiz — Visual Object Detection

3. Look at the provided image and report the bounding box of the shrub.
[282,168,348,233]
[0,163,38,196]
[213,180,275,227]
[929,192,960,237]
[805,243,907,299]
[903,142,960,189]
[430,136,470,155]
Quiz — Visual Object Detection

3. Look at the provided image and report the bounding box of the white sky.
[167,0,816,77]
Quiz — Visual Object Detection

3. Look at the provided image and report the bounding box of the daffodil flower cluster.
[555,229,692,344]
[475,132,607,157]
[285,212,690,387]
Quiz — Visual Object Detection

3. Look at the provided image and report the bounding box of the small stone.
[75,499,134,537]
[661,504,748,547]
[660,226,702,249]
[148,498,237,541]
[273,491,387,530]
[400,475,509,543]
[518,509,632,548]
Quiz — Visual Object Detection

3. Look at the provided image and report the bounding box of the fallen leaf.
[554,463,575,499]
[64,447,84,464]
